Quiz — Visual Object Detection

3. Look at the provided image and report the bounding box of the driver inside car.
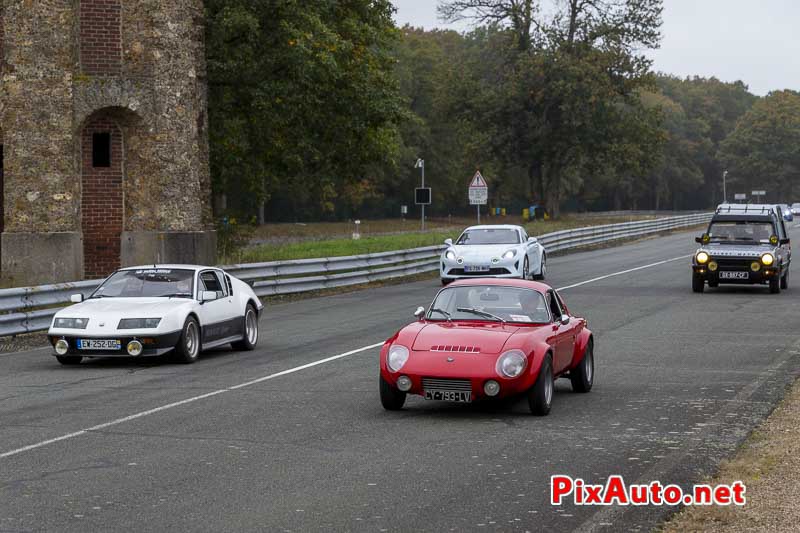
[519,291,549,323]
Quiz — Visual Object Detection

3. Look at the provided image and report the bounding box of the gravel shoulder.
[660,373,800,532]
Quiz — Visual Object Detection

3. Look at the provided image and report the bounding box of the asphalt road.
[2,227,800,532]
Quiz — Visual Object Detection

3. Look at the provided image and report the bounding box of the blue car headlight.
[118,318,162,329]
[53,317,89,329]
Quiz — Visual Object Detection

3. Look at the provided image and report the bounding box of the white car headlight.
[53,317,89,329]
[445,250,457,260]
[118,318,162,329]
[503,249,517,259]
[496,349,527,378]
[387,345,410,372]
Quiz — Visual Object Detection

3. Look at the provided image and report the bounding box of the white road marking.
[0,254,691,459]
[0,342,383,459]
[557,255,691,291]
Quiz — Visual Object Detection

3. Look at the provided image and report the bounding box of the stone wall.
[0,0,215,284]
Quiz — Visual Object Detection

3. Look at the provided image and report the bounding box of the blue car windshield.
[92,269,195,298]
[456,229,520,245]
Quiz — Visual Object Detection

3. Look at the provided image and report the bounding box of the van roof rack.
[715,203,775,215]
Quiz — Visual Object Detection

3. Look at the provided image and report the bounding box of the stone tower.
[0,0,215,285]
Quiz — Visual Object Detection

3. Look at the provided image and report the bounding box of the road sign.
[752,190,766,196]
[468,171,488,206]
[415,187,431,205]
[734,193,747,201]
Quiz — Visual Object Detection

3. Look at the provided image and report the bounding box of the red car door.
[547,290,575,373]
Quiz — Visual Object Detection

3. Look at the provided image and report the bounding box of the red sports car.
[379,278,594,415]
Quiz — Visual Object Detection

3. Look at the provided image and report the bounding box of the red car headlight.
[387,345,410,372]
[496,349,527,378]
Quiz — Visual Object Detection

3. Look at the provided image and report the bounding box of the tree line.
[205,0,800,222]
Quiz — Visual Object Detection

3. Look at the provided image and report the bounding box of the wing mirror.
[444,238,453,246]
[560,315,571,326]
[200,290,218,303]
[528,236,538,243]
[414,306,426,320]
[70,294,84,303]
[695,233,710,244]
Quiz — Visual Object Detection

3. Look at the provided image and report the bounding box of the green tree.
[719,90,800,201]
[205,0,405,221]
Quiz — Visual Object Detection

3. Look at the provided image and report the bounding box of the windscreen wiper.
[429,308,452,322]
[456,307,505,323]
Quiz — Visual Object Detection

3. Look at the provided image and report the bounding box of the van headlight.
[387,345,410,372]
[496,349,527,378]
[695,252,709,264]
[761,253,775,266]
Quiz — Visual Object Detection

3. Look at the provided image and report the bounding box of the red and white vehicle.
[379,278,594,415]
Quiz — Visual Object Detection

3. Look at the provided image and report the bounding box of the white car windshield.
[456,229,520,245]
[92,269,195,298]
[428,286,549,324]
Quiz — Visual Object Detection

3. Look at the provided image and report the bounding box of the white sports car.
[440,225,546,284]
[48,265,263,365]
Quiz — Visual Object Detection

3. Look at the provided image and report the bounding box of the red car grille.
[430,345,481,353]
[422,378,472,392]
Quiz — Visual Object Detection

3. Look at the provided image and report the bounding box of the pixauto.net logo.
[551,475,746,507]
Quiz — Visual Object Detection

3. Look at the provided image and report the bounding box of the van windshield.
[707,221,775,244]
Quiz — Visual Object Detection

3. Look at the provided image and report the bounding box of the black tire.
[770,275,781,294]
[781,269,789,290]
[521,257,530,280]
[533,254,546,280]
[380,376,406,411]
[570,340,594,393]
[692,274,705,293]
[528,355,553,416]
[173,316,201,364]
[231,304,258,351]
[56,355,82,365]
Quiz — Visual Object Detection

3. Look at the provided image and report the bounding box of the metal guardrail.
[0,213,711,337]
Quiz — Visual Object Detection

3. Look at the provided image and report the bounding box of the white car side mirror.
[70,294,84,303]
[200,290,218,302]
[444,238,453,246]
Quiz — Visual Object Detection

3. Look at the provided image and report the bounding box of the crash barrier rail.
[0,213,712,337]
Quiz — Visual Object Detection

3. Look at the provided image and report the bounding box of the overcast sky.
[392,0,800,96]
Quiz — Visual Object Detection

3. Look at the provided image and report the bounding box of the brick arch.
[80,110,126,278]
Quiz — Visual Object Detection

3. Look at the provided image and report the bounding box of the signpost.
[414,159,430,231]
[751,190,766,202]
[469,171,488,223]
[734,193,747,203]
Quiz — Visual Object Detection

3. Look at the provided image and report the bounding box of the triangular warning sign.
[469,171,487,188]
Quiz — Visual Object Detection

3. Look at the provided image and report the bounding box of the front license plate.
[720,271,749,280]
[77,339,122,350]
[464,266,490,273]
[424,390,472,403]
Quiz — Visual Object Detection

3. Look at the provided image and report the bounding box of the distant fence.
[0,213,711,337]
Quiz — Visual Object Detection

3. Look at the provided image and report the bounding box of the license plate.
[720,271,749,280]
[464,266,490,273]
[77,339,122,350]
[424,390,472,403]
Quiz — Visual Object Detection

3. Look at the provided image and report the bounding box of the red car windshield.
[428,286,549,324]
